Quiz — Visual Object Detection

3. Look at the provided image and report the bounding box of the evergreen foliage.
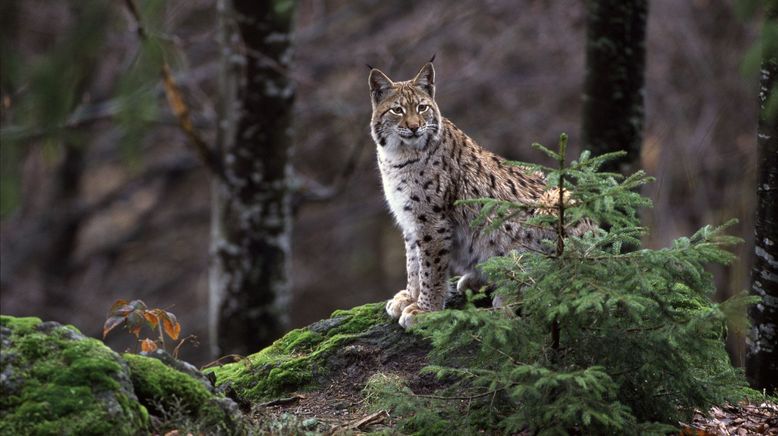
[369,135,758,434]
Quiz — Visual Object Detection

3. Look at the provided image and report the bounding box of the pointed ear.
[412,63,435,98]
[369,69,393,104]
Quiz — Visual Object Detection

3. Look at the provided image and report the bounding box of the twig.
[256,394,305,408]
[123,0,146,39]
[349,410,389,430]
[295,138,369,204]
[122,0,225,180]
[172,334,199,359]
[413,387,505,401]
[160,63,225,179]
[200,354,249,370]
[325,410,390,435]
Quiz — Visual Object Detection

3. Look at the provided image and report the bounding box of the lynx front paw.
[398,303,426,329]
[386,290,415,319]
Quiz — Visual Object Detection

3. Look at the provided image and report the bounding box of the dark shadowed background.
[0,0,760,366]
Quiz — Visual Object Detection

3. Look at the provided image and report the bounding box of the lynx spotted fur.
[369,62,586,328]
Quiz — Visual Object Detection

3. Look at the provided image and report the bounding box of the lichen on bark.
[209,0,297,359]
[747,0,778,394]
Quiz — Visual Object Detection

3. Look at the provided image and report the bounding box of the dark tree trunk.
[581,0,648,175]
[746,1,778,395]
[41,142,85,318]
[209,0,296,357]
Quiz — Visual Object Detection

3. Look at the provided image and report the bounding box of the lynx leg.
[386,290,415,319]
[387,232,422,320]
[398,302,425,329]
[400,284,445,329]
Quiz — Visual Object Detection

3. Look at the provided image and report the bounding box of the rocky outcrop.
[0,316,148,435]
[0,304,433,434]
[0,316,245,435]
[207,303,431,406]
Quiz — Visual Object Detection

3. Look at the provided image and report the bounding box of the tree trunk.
[209,0,296,357]
[746,0,778,395]
[41,142,85,319]
[581,0,648,175]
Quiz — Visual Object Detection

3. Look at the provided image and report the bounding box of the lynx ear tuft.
[369,69,393,104]
[412,63,435,99]
[429,53,436,63]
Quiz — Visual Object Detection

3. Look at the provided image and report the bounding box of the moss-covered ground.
[0,316,149,435]
[124,353,233,432]
[207,302,388,402]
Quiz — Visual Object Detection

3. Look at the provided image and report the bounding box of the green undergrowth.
[0,316,149,435]
[207,302,387,402]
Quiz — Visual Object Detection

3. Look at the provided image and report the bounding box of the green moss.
[279,328,323,353]
[0,316,148,435]
[329,303,386,333]
[124,354,226,429]
[208,302,387,402]
[0,315,43,334]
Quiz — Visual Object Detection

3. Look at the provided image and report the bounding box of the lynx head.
[369,63,442,151]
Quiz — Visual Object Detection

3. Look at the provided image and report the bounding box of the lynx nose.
[409,125,419,134]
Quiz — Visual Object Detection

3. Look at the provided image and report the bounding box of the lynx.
[369,62,588,328]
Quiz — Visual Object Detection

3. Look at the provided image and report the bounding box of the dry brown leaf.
[162,316,181,341]
[161,64,192,129]
[140,338,158,353]
[102,316,125,338]
[109,299,130,314]
[143,311,159,329]
[682,401,778,436]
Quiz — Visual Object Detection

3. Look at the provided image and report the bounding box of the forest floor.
[248,370,778,434]
[683,401,778,435]
[246,342,440,433]
[249,385,778,435]
[205,303,778,434]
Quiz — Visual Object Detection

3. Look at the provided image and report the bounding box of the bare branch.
[122,0,225,180]
[294,139,369,205]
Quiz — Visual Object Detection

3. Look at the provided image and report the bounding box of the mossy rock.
[125,351,245,434]
[207,302,430,404]
[0,315,148,435]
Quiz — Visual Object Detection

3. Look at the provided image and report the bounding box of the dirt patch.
[247,332,442,433]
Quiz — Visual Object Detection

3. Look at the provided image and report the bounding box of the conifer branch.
[122,0,226,180]
[468,333,524,366]
[413,388,507,401]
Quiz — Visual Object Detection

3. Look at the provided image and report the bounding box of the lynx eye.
[389,106,404,115]
[417,104,429,113]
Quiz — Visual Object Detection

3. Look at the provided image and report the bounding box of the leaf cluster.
[103,299,192,357]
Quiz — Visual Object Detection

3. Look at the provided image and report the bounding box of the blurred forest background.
[0,0,763,366]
